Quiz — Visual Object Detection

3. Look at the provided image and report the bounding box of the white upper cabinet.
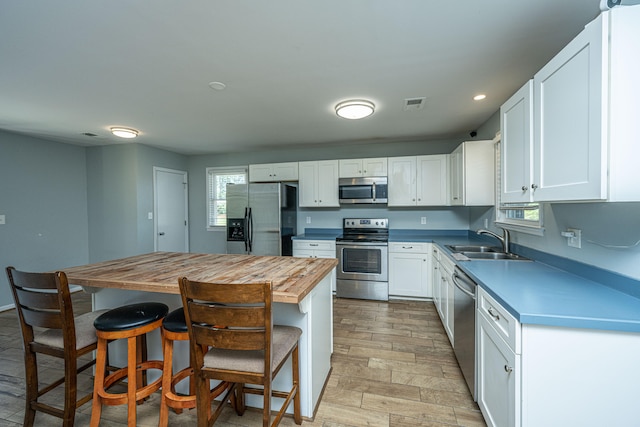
[298,160,339,207]
[501,6,640,203]
[249,162,299,182]
[532,14,606,202]
[500,81,533,204]
[388,155,449,206]
[417,155,449,206]
[388,156,417,206]
[450,141,495,206]
[339,158,387,178]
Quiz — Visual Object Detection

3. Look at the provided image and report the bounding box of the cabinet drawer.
[389,242,429,253]
[477,287,521,354]
[293,240,335,252]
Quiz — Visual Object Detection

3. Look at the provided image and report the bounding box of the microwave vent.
[403,97,426,111]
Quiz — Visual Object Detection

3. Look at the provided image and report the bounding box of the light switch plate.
[0,214,5,225]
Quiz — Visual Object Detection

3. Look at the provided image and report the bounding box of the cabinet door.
[432,256,442,316]
[317,160,339,207]
[338,159,363,178]
[501,81,533,203]
[389,250,430,298]
[363,157,388,177]
[249,164,275,182]
[533,16,606,201]
[417,154,449,206]
[272,162,298,181]
[449,145,463,205]
[388,156,417,206]
[298,161,318,207]
[478,314,520,427]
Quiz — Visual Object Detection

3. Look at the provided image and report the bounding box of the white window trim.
[206,166,247,231]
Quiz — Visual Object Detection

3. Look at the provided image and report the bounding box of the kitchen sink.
[460,251,530,261]
[446,245,500,253]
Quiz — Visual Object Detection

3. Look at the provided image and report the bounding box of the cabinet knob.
[504,365,513,374]
[521,186,528,191]
[531,183,538,190]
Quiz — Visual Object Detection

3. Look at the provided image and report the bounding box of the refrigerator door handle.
[243,207,249,252]
[247,207,253,253]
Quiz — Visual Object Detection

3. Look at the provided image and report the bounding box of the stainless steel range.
[336,218,389,301]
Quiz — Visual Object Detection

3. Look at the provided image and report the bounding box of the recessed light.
[335,100,375,120]
[473,94,487,101]
[110,127,139,139]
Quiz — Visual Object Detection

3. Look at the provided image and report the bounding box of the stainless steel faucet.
[477,227,511,253]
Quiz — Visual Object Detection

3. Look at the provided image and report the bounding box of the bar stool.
[90,302,168,427]
[158,307,230,427]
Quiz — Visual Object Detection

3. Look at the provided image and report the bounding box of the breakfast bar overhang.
[63,252,338,420]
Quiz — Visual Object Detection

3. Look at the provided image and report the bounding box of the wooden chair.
[5,266,107,427]
[178,278,303,427]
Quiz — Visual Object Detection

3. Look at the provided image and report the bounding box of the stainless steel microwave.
[339,177,388,204]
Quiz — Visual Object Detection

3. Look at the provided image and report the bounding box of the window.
[206,167,247,229]
[494,137,544,235]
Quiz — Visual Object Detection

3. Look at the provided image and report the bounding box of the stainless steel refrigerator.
[226,183,297,256]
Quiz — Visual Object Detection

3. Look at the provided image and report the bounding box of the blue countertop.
[295,228,640,333]
[292,228,342,240]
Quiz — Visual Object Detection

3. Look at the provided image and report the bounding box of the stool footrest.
[97,360,164,406]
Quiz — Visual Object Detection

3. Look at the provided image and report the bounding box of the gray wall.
[0,131,90,309]
[86,144,187,262]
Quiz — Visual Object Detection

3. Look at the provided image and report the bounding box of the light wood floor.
[0,292,486,426]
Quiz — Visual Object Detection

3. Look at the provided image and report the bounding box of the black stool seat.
[94,302,168,332]
[162,307,187,333]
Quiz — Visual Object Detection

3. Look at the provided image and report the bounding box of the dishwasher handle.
[453,268,476,300]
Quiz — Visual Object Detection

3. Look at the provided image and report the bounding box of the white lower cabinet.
[477,285,640,426]
[477,305,520,427]
[431,247,442,317]
[388,242,431,298]
[437,251,455,345]
[293,240,337,292]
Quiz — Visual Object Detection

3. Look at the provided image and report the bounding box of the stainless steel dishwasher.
[452,266,477,400]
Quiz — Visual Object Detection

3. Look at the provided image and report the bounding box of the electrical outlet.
[306,216,311,224]
[567,228,582,248]
[420,216,426,225]
[0,214,5,225]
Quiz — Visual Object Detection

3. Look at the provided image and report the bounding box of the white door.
[154,167,189,252]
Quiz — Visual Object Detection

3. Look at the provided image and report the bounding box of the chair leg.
[292,345,302,425]
[195,371,211,427]
[263,381,271,427]
[235,383,246,415]
[127,335,137,425]
[22,348,38,427]
[158,331,173,427]
[90,339,108,427]
[62,355,78,427]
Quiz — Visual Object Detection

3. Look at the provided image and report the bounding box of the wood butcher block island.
[64,252,337,420]
[64,251,337,305]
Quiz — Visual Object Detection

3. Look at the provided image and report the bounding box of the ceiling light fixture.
[110,127,139,139]
[473,94,487,101]
[335,100,375,120]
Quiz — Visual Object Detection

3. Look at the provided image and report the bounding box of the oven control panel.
[343,218,388,229]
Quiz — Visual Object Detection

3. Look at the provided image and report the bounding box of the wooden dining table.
[64,251,337,420]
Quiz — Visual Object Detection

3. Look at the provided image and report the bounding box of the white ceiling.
[0,1,602,155]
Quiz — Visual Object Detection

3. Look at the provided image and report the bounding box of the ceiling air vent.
[403,97,427,111]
